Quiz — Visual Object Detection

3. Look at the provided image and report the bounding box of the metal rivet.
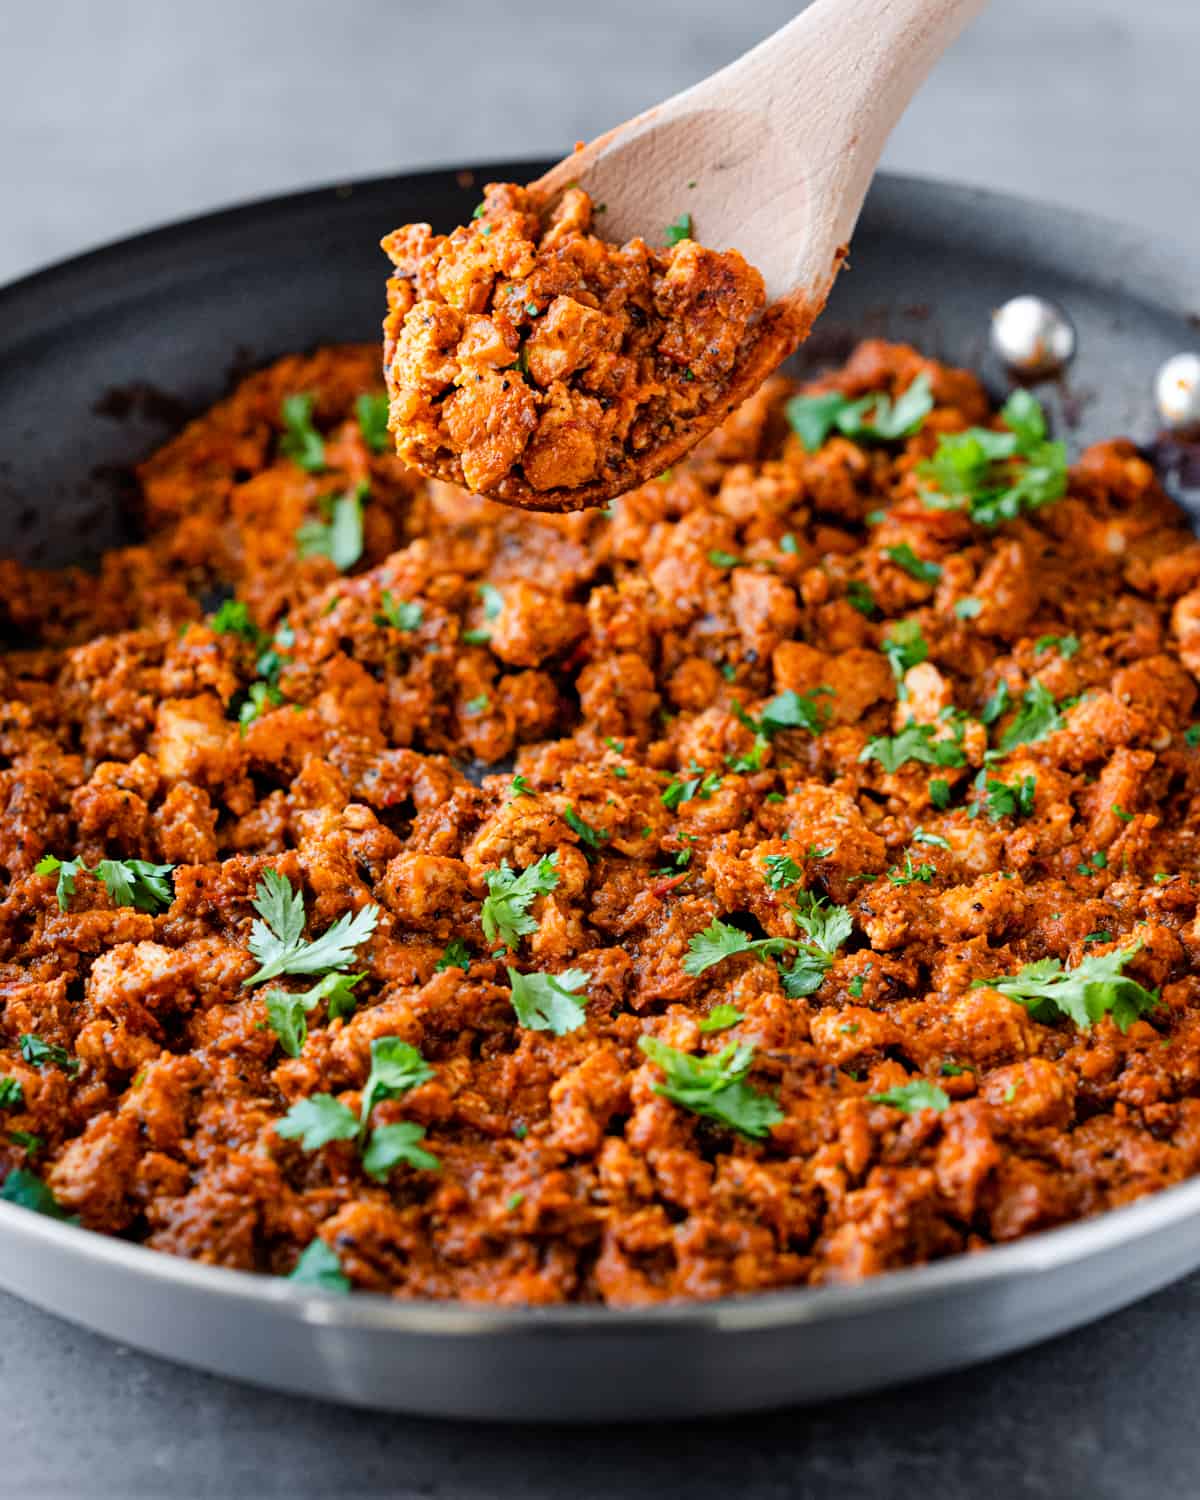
[989,295,1076,378]
[1154,353,1200,429]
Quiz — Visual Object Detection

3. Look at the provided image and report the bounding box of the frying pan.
[0,161,1197,1421]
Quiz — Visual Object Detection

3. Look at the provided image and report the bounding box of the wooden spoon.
[420,0,988,510]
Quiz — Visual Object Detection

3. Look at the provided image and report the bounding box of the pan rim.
[1,160,1198,1340]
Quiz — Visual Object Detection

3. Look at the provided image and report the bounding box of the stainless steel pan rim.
[5,1147,1200,1337]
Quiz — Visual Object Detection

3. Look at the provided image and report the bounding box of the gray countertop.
[3,1,1200,1495]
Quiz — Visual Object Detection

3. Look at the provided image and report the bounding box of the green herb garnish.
[919,389,1066,527]
[480,855,559,951]
[507,965,589,1036]
[868,1080,950,1114]
[786,373,934,454]
[638,1036,782,1139]
[972,943,1158,1032]
[279,393,325,472]
[243,869,379,987]
[297,481,368,572]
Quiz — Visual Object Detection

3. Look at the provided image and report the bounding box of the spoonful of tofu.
[381,0,987,511]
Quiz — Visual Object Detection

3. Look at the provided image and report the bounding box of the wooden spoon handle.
[738,0,990,309]
[534,0,987,310]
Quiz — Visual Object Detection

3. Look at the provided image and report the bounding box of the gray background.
[2,0,1198,286]
[2,1,1199,1497]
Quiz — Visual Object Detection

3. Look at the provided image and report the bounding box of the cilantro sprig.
[685,911,848,997]
[919,389,1066,527]
[243,870,379,987]
[297,482,368,572]
[480,855,559,951]
[507,965,589,1036]
[868,1079,950,1114]
[786,373,934,454]
[279,393,325,472]
[638,1036,783,1138]
[265,971,365,1057]
[973,943,1159,1032]
[36,855,175,915]
[860,720,966,773]
[276,1036,438,1179]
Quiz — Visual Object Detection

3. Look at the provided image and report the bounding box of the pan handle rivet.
[989,295,1076,378]
[1155,353,1200,429]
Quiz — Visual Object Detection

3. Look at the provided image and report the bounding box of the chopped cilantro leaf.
[868,1079,950,1113]
[885,543,942,583]
[210,598,263,642]
[1034,633,1080,659]
[297,481,368,572]
[374,591,423,631]
[882,619,928,692]
[435,938,471,973]
[507,965,589,1036]
[785,373,933,454]
[288,1238,350,1293]
[860,720,965,773]
[662,767,722,809]
[362,1121,440,1180]
[998,679,1061,753]
[480,855,559,951]
[244,869,379,987]
[698,1004,744,1034]
[0,1168,74,1220]
[638,1036,782,1139]
[954,597,983,620]
[762,853,804,890]
[664,212,693,246]
[19,1035,79,1076]
[973,944,1158,1032]
[563,805,607,850]
[919,388,1066,527]
[265,971,365,1057]
[355,392,391,454]
[971,771,1037,822]
[847,580,878,617]
[887,855,935,886]
[509,774,535,801]
[929,778,952,809]
[279,393,325,472]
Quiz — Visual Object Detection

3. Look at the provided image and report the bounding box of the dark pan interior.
[0,162,1197,572]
